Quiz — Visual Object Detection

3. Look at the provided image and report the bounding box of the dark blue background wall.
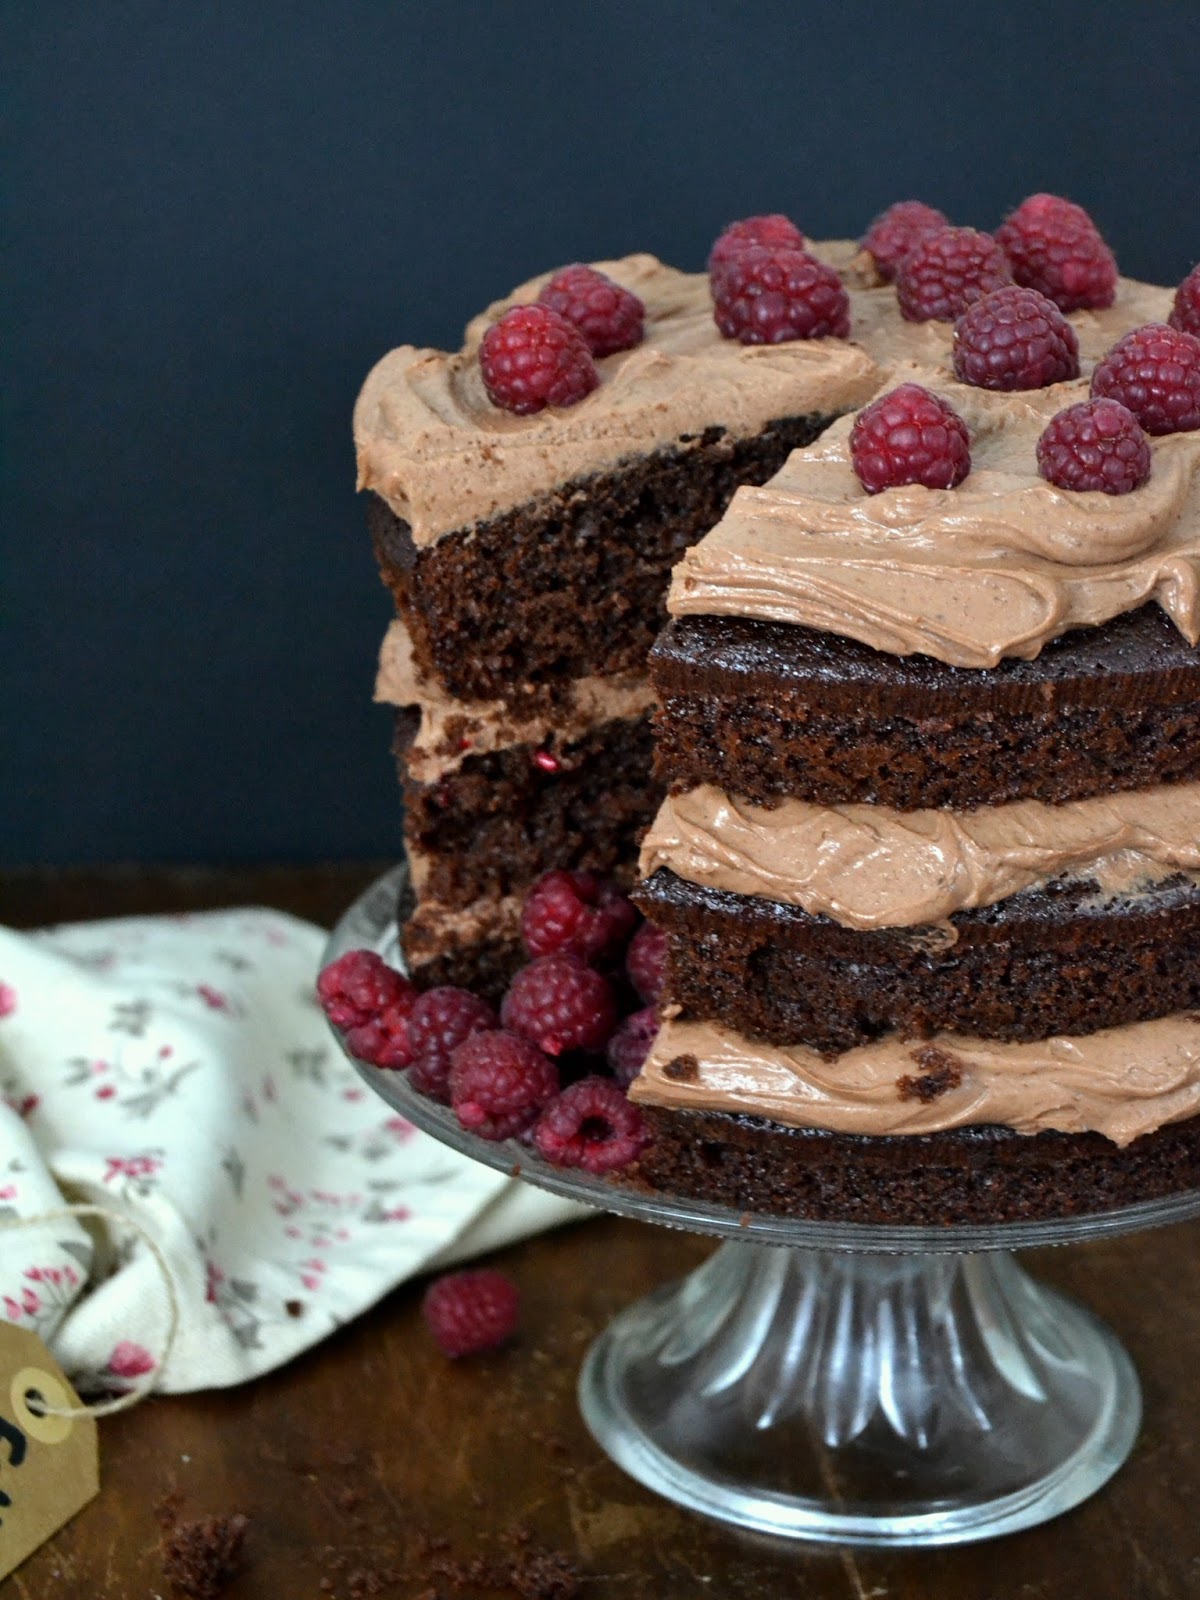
[5,1,1198,865]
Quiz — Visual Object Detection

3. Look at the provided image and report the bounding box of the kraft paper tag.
[0,1324,99,1580]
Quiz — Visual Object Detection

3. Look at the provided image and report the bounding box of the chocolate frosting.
[352,243,938,546]
[640,782,1200,931]
[375,620,654,781]
[632,1013,1200,1146]
[354,251,1172,550]
[668,374,1200,666]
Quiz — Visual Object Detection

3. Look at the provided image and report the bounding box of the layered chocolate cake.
[631,272,1200,1223]
[350,196,1200,1224]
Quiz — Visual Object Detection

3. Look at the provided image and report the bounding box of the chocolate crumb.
[897,1045,965,1103]
[662,1053,699,1082]
[430,1543,580,1600]
[160,1512,249,1599]
[346,1566,403,1597]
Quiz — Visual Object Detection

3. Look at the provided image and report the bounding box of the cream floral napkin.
[0,909,586,1394]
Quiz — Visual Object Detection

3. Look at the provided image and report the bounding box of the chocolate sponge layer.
[368,413,833,703]
[651,605,1200,811]
[400,710,661,911]
[632,1106,1200,1226]
[636,867,1200,1054]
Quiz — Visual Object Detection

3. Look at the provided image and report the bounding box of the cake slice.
[630,323,1200,1222]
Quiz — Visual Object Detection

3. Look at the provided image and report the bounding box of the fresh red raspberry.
[421,1269,519,1358]
[860,200,948,282]
[449,1029,558,1141]
[316,949,415,1030]
[708,214,806,280]
[534,1076,648,1175]
[606,1006,659,1089]
[994,193,1117,313]
[1036,399,1152,495]
[625,921,667,1005]
[713,247,850,345]
[538,264,645,357]
[850,383,972,494]
[520,870,637,963]
[952,285,1080,392]
[479,305,599,415]
[1170,265,1200,337]
[895,226,1011,323]
[1090,323,1200,435]
[344,1000,414,1071]
[406,986,497,1102]
[500,955,618,1056]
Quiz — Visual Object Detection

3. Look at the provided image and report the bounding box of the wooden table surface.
[4,864,1199,1600]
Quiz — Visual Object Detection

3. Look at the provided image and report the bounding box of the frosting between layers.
[354,246,908,545]
[375,620,654,782]
[640,782,1200,932]
[669,371,1200,667]
[632,1014,1200,1146]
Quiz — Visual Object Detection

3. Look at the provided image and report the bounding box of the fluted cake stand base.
[326,868,1200,1549]
[579,1242,1138,1546]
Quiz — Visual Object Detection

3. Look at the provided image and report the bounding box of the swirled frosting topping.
[640,782,1200,931]
[668,374,1200,665]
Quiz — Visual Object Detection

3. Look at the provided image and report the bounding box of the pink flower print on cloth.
[0,911,584,1394]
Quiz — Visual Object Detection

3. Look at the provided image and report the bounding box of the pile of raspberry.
[859,192,1119,324]
[317,869,667,1178]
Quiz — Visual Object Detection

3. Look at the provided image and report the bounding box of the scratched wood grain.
[3,866,1198,1600]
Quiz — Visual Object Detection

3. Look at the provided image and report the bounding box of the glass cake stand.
[325,866,1200,1548]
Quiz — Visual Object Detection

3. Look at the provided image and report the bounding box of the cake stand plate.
[325,866,1200,1548]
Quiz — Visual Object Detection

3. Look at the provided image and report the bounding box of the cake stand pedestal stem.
[578,1239,1140,1546]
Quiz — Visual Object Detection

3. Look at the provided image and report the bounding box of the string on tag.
[0,1203,180,1420]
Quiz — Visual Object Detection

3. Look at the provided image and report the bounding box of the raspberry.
[1170,265,1200,337]
[316,949,415,1030]
[421,1269,519,1358]
[713,247,850,345]
[538,264,645,357]
[344,1000,414,1071]
[1036,399,1152,495]
[449,1030,558,1141]
[860,200,948,282]
[850,383,972,495]
[708,214,806,279]
[606,1006,659,1089]
[406,986,497,1102]
[520,870,637,963]
[895,226,1011,323]
[500,955,618,1056]
[994,193,1117,313]
[479,305,599,415]
[534,1076,648,1175]
[626,921,667,1005]
[952,286,1080,392]
[1090,323,1200,435]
